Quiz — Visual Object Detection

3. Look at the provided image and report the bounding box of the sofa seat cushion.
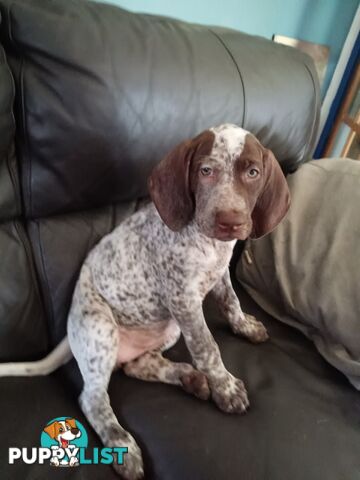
[0,286,358,480]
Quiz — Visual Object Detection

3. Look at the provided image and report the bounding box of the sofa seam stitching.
[13,219,51,351]
[36,220,55,343]
[0,7,22,218]
[208,28,246,127]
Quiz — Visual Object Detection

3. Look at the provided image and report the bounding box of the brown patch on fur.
[148,130,215,231]
[250,144,290,238]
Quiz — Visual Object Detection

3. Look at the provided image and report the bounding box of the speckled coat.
[66,124,290,480]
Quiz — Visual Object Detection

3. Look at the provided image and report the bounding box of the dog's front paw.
[50,457,60,467]
[113,437,144,480]
[210,374,249,414]
[180,370,211,400]
[69,456,78,467]
[231,313,269,343]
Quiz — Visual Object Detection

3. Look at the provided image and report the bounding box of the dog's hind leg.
[123,351,210,400]
[67,268,144,480]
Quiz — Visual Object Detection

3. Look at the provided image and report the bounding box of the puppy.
[0,124,290,479]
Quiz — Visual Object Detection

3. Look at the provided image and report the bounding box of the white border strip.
[317,5,360,144]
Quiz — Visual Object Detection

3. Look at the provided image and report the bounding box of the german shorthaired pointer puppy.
[0,124,290,479]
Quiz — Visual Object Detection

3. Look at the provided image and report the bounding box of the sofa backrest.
[0,0,320,358]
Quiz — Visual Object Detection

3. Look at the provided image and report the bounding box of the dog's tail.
[0,336,73,377]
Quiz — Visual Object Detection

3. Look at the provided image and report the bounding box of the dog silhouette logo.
[41,417,88,467]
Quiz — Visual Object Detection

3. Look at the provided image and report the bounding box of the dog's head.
[148,124,290,241]
[43,418,81,448]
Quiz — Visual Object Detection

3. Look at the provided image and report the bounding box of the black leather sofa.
[0,1,359,479]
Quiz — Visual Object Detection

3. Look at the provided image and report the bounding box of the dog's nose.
[216,210,246,231]
[71,427,80,435]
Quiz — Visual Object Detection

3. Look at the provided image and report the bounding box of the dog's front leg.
[212,269,268,343]
[170,297,249,414]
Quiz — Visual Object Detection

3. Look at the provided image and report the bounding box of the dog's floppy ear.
[43,421,59,439]
[148,130,215,231]
[66,418,77,429]
[250,148,290,239]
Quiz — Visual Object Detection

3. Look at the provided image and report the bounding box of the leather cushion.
[0,0,319,218]
[0,286,358,479]
[212,27,320,172]
[0,38,19,221]
[27,200,138,346]
[0,221,48,360]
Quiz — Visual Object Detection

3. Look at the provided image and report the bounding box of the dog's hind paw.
[232,313,269,343]
[180,370,211,400]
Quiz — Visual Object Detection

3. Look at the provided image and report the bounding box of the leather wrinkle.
[4,4,32,216]
[0,40,20,218]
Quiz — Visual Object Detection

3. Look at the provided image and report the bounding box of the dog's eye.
[200,166,213,176]
[247,168,260,178]
[59,428,63,433]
